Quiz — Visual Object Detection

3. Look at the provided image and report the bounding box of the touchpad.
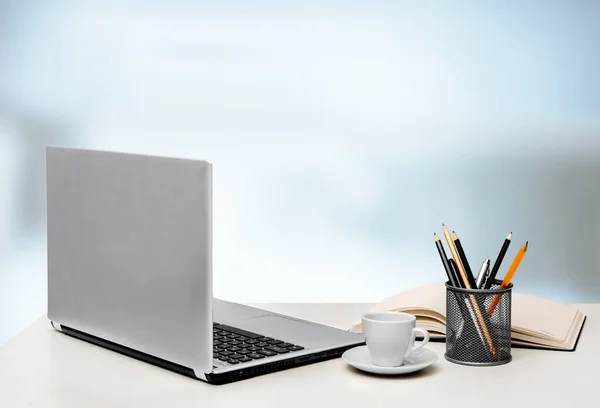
[239,315,328,346]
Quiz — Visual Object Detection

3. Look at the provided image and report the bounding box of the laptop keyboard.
[213,323,304,366]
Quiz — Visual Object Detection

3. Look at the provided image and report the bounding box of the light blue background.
[1,1,600,346]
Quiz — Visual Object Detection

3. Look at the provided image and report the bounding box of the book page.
[511,292,579,342]
[512,310,584,350]
[349,281,447,332]
[372,281,447,315]
[564,310,585,349]
[511,339,564,350]
[511,330,564,348]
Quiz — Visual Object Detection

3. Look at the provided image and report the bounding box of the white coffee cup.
[362,312,430,367]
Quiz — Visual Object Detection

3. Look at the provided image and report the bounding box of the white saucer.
[342,346,438,375]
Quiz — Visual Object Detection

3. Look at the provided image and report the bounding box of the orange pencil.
[487,241,529,316]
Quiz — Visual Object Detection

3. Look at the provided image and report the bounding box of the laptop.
[46,146,363,384]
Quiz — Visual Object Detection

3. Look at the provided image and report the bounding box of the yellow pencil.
[442,224,497,358]
[487,241,528,316]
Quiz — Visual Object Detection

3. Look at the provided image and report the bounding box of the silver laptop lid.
[46,147,213,375]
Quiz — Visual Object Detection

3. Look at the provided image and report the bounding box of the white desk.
[1,303,598,407]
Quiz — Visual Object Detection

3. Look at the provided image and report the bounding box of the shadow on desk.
[343,363,442,380]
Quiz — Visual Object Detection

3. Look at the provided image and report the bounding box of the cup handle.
[406,328,430,357]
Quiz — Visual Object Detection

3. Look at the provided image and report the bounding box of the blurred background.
[1,0,600,346]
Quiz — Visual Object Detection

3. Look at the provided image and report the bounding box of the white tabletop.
[1,302,598,408]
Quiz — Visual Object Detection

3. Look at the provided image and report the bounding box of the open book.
[349,282,587,351]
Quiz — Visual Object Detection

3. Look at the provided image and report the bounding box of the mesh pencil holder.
[445,280,512,366]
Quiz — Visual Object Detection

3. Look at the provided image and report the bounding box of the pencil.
[442,224,497,357]
[434,233,459,287]
[484,232,512,289]
[452,231,477,288]
[487,241,529,316]
[448,258,465,289]
[447,258,461,288]
[450,256,489,349]
[442,225,469,288]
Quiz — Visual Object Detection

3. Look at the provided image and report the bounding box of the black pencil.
[434,233,459,287]
[448,258,465,289]
[483,232,512,289]
[452,231,477,288]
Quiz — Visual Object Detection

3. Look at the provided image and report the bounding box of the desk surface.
[1,303,598,407]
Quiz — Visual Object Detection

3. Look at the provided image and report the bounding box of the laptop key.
[257,349,276,357]
[229,346,241,352]
[229,340,242,346]
[215,325,262,339]
[248,346,261,352]
[217,356,230,361]
[229,353,244,360]
[238,350,252,355]
[220,351,233,356]
[256,342,268,347]
[280,343,293,348]
[267,340,283,345]
[258,337,272,342]
[247,353,265,359]
[266,346,289,354]
[287,346,304,351]
[238,357,252,363]
[246,339,258,344]
[228,359,240,364]
[213,347,224,353]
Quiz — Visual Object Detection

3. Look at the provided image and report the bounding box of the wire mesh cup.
[445,281,512,366]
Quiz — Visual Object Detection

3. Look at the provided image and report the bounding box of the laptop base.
[53,322,362,385]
